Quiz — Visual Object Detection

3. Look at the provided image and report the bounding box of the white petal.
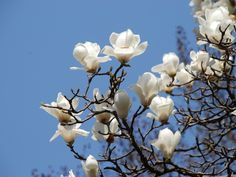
[110,118,120,134]
[49,130,61,142]
[151,63,165,73]
[70,66,84,70]
[72,97,79,109]
[131,85,145,106]
[102,46,115,57]
[146,112,157,120]
[57,93,70,109]
[231,110,236,116]
[92,121,108,141]
[131,34,141,47]
[109,32,119,47]
[75,129,90,137]
[172,131,181,149]
[73,43,88,62]
[132,41,148,58]
[85,155,98,170]
[116,29,134,48]
[40,105,59,119]
[97,56,111,63]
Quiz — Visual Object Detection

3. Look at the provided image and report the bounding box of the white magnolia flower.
[198,6,234,43]
[102,29,148,63]
[92,117,121,143]
[93,88,112,123]
[151,128,181,160]
[72,42,111,73]
[50,123,89,145]
[176,64,194,86]
[41,92,79,123]
[82,155,99,177]
[151,52,180,77]
[132,72,160,107]
[190,50,211,72]
[147,96,174,123]
[113,90,132,119]
[60,170,76,177]
[159,73,174,94]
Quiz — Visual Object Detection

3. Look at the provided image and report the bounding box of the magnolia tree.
[41,1,236,176]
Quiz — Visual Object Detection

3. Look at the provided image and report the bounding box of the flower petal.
[151,63,165,73]
[75,129,90,137]
[109,32,119,47]
[132,41,148,58]
[49,130,61,142]
[102,46,116,57]
[97,56,111,63]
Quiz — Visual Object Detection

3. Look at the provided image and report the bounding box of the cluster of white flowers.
[41,5,236,172]
[40,93,89,145]
[41,29,184,176]
[190,0,236,45]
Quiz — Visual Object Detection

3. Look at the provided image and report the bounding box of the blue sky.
[0,0,195,176]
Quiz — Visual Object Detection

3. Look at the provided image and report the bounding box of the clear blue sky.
[0,0,195,176]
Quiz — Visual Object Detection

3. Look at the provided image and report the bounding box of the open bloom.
[151,52,180,77]
[147,96,174,123]
[82,155,99,177]
[190,50,211,72]
[197,6,234,43]
[102,29,148,63]
[60,170,76,177]
[72,42,111,73]
[176,64,194,86]
[41,92,79,123]
[92,117,121,143]
[113,90,132,119]
[132,72,160,107]
[93,88,112,123]
[50,123,89,145]
[151,128,181,160]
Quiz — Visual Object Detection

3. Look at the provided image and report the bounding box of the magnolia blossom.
[41,92,79,123]
[82,155,99,177]
[159,73,174,93]
[151,128,181,160]
[93,88,112,123]
[190,50,211,72]
[176,64,194,86]
[147,96,174,123]
[113,90,132,119]
[50,123,89,145]
[60,170,76,177]
[72,42,111,73]
[102,29,148,63]
[132,72,160,107]
[92,117,121,143]
[197,6,234,43]
[151,52,180,77]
